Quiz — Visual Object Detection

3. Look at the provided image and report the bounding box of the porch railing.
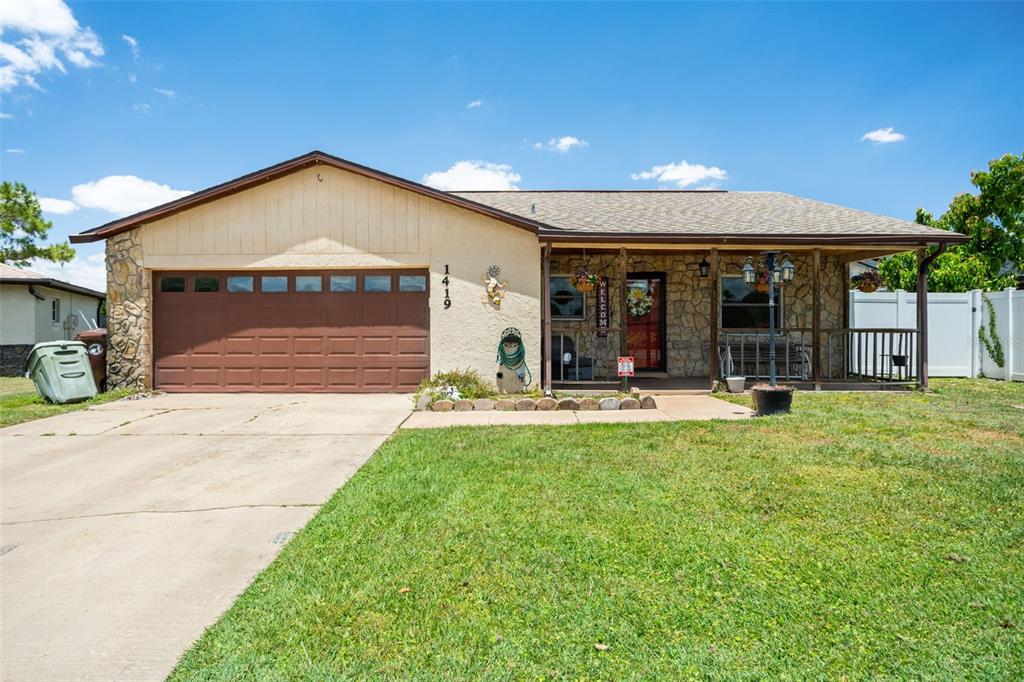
[718,327,918,384]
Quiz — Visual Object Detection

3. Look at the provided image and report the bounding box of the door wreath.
[627,286,654,317]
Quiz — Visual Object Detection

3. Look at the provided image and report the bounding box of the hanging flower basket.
[627,286,654,317]
[753,268,772,293]
[852,271,883,293]
[570,267,600,292]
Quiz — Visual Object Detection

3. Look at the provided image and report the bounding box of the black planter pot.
[752,387,794,416]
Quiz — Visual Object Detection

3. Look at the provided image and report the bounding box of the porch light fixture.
[698,256,711,278]
[741,259,756,285]
[781,257,796,283]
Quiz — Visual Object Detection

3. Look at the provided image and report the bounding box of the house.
[0,263,106,376]
[69,150,965,394]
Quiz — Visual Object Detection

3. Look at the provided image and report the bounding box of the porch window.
[721,275,782,328]
[550,275,585,320]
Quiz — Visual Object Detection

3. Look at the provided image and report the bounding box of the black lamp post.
[742,252,795,387]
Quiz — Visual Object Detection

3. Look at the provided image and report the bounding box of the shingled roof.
[454,190,965,246]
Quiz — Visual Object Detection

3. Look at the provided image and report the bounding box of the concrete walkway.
[402,394,752,429]
[0,393,411,682]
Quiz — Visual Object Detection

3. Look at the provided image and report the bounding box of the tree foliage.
[877,152,1023,292]
[0,181,75,267]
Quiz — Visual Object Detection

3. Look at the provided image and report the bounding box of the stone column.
[105,231,152,389]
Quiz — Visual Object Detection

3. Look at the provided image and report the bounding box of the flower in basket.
[570,267,600,292]
[753,268,771,293]
[851,271,883,292]
[627,286,654,317]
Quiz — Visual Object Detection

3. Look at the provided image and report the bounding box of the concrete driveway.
[0,393,411,682]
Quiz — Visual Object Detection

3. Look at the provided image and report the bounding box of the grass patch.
[172,379,1024,679]
[0,376,134,428]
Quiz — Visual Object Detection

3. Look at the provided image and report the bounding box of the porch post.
[542,243,552,394]
[709,248,720,389]
[812,248,822,390]
[916,248,928,390]
[619,248,628,360]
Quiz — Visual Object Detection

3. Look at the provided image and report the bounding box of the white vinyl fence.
[849,288,1022,381]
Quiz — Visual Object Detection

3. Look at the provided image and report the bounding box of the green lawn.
[172,379,1023,680]
[0,376,134,427]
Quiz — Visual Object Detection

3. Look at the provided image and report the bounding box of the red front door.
[626,272,665,371]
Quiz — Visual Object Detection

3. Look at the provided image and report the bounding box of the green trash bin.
[26,341,98,404]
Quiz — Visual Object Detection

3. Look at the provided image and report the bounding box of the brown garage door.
[152,270,429,392]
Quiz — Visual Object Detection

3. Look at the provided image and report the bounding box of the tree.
[0,181,75,267]
[877,152,1023,292]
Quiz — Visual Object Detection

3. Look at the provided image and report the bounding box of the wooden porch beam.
[542,243,552,394]
[709,248,719,389]
[812,248,822,390]
[619,248,628,360]
[916,243,947,390]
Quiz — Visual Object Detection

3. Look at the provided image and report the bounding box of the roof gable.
[70,151,549,243]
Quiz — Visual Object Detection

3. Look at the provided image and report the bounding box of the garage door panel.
[396,335,428,356]
[225,337,256,356]
[259,337,290,356]
[153,269,429,392]
[327,336,358,356]
[293,336,325,356]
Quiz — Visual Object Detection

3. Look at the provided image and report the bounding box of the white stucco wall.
[133,165,543,387]
[0,284,102,345]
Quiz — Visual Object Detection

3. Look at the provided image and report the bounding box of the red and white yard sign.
[617,356,635,377]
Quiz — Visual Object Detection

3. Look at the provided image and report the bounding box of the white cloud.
[533,135,588,154]
[153,87,175,98]
[0,0,104,91]
[861,127,906,144]
[422,161,520,191]
[132,102,150,113]
[121,34,139,59]
[39,196,78,214]
[29,251,106,293]
[0,111,13,119]
[466,99,482,109]
[631,161,728,188]
[70,175,193,216]
[6,148,25,154]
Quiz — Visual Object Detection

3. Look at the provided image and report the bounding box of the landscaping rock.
[620,397,641,410]
[432,399,454,412]
[536,397,557,411]
[515,398,537,411]
[495,399,516,411]
[415,394,431,411]
[473,399,495,411]
[640,395,658,409]
[578,397,600,411]
[599,397,621,411]
[556,397,579,411]
[454,399,474,412]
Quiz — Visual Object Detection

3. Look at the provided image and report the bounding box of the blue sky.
[1,1,1021,290]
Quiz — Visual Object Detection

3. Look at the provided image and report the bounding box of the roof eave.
[70,151,550,243]
[0,277,106,298]
[537,230,970,247]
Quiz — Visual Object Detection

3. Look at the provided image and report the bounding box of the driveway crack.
[3,503,322,526]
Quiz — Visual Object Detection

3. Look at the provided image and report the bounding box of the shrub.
[417,368,493,401]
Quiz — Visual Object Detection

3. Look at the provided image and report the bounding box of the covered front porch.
[540,245,935,393]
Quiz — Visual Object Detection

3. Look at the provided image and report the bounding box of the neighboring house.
[0,263,106,376]
[70,150,965,394]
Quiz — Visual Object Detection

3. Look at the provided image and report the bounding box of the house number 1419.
[443,265,451,309]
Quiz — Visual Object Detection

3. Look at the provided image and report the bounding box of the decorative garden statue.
[495,327,532,394]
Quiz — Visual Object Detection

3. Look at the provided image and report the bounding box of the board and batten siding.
[135,164,543,387]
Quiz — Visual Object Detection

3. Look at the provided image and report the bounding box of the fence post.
[1007,287,1016,383]
[970,290,981,378]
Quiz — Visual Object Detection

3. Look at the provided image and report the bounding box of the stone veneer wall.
[550,251,846,380]
[105,230,152,389]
